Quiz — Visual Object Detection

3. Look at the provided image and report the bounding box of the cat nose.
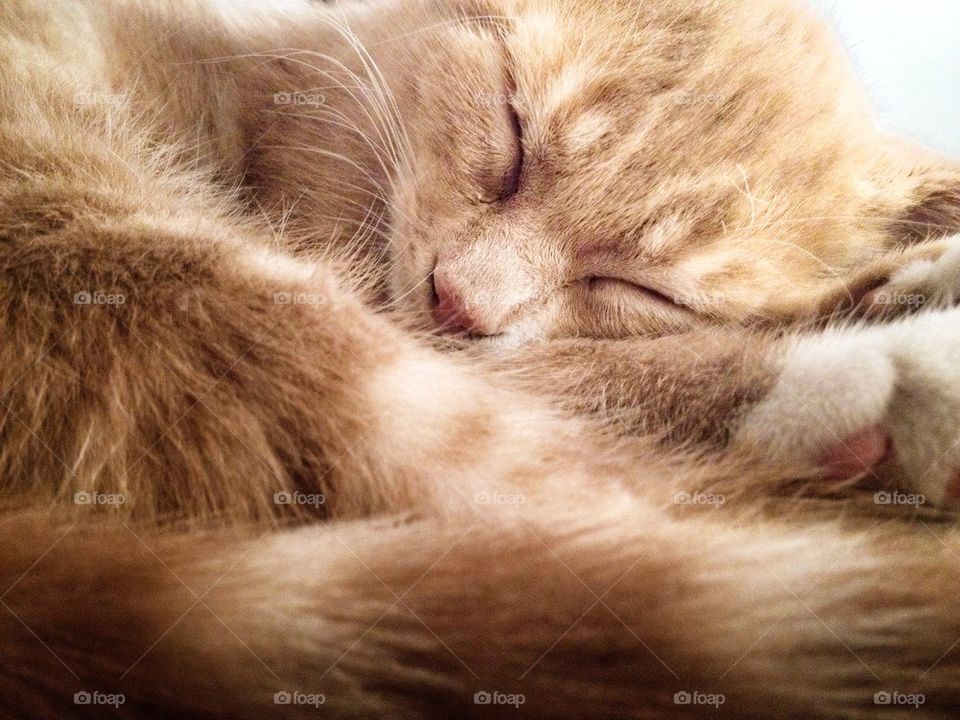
[430,244,540,337]
[431,269,496,336]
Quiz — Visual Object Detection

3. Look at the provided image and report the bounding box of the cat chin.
[462,322,551,350]
[469,332,529,351]
[427,331,529,352]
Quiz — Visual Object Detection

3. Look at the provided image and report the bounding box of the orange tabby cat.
[1,0,960,717]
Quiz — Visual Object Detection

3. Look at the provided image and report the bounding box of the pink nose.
[431,271,491,336]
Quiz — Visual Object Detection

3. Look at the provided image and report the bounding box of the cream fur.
[1,0,960,718]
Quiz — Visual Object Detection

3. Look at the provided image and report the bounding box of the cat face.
[289,0,960,342]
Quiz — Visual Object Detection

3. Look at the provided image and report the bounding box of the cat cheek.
[495,294,568,343]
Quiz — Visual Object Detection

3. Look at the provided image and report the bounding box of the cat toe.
[819,426,892,481]
[944,470,960,505]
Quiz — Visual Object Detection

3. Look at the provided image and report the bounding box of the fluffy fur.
[2,0,960,718]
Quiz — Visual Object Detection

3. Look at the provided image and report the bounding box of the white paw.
[734,307,960,507]
[867,235,960,315]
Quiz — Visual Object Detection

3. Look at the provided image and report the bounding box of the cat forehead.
[501,5,708,128]
[419,0,866,260]
[498,0,820,118]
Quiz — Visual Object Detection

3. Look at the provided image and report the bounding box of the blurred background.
[810,0,960,156]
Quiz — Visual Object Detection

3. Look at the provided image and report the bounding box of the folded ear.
[881,143,960,245]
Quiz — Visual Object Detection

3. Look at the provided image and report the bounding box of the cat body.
[1,0,960,717]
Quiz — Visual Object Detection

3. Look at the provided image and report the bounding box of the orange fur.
[1,1,960,718]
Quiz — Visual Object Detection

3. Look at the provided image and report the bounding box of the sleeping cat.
[2,0,960,717]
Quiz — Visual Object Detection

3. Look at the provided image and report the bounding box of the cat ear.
[883,143,960,245]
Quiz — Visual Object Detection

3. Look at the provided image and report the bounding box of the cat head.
[263,0,960,342]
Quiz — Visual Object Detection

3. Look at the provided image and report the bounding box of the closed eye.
[475,97,524,204]
[586,276,681,308]
[500,102,523,200]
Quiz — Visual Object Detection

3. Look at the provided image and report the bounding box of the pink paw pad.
[819,426,892,480]
[945,470,960,504]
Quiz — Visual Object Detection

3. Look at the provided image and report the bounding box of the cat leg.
[0,122,630,524]
[491,328,781,450]
[0,193,626,521]
[812,235,960,321]
[500,313,960,508]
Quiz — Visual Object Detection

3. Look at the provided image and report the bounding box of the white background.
[810,0,960,156]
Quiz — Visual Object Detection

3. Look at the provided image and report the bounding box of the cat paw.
[818,425,892,481]
[733,308,960,507]
[854,235,960,319]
